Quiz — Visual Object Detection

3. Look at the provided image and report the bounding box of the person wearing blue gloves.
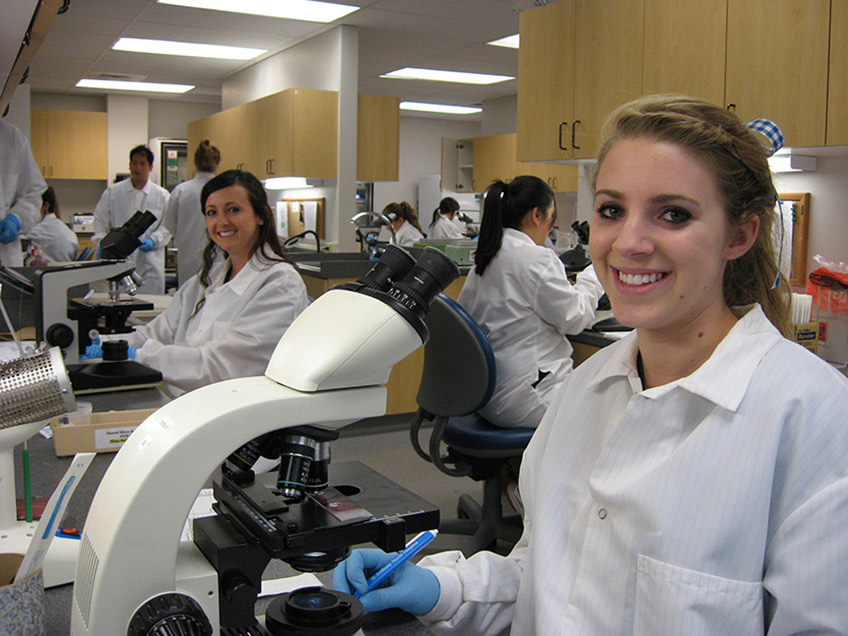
[334,96,848,635]
[92,145,171,293]
[90,169,308,397]
[0,119,47,266]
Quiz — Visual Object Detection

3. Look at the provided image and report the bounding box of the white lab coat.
[109,252,308,396]
[457,228,604,427]
[92,178,171,293]
[393,220,424,247]
[421,305,848,636]
[163,171,214,287]
[0,120,46,266]
[428,214,463,240]
[24,213,79,263]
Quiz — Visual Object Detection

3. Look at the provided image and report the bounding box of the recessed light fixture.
[488,34,519,49]
[400,101,482,115]
[264,177,312,190]
[157,0,359,22]
[76,79,195,94]
[113,37,267,61]
[381,67,513,85]
[768,152,817,173]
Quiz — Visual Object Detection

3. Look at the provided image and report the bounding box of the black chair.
[411,294,534,556]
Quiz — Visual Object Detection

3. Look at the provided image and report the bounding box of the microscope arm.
[36,261,135,363]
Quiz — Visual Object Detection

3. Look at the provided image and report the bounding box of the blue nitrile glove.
[96,245,101,259]
[333,549,440,615]
[80,343,102,359]
[0,215,22,243]
[138,237,155,252]
[127,347,136,359]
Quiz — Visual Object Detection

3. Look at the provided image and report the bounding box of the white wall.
[773,154,848,282]
[148,99,219,140]
[31,93,106,112]
[106,94,148,183]
[480,94,517,136]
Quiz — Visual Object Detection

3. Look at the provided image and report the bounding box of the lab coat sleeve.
[162,188,179,237]
[92,188,112,245]
[533,261,604,336]
[6,131,46,234]
[133,265,307,393]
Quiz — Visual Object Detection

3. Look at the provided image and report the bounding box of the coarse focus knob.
[127,593,212,636]
[45,323,74,349]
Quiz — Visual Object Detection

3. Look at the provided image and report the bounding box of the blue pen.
[354,529,438,599]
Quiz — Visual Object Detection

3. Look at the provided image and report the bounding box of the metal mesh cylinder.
[0,348,76,429]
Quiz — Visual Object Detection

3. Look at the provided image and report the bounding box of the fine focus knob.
[127,593,212,636]
[45,323,74,349]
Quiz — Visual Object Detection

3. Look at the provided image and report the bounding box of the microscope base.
[0,525,80,587]
[67,360,163,394]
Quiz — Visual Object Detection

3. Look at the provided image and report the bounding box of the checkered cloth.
[745,118,784,156]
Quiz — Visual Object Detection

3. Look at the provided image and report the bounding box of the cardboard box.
[792,321,819,354]
[50,408,156,457]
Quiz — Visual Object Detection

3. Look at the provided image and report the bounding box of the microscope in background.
[34,211,164,393]
[72,246,459,636]
[351,211,396,258]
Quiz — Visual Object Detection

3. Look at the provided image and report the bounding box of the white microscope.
[70,246,459,636]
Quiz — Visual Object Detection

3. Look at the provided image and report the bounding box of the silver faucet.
[351,211,397,255]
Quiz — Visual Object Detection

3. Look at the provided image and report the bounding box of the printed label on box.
[94,426,138,450]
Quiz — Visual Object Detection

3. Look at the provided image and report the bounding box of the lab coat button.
[598,508,608,520]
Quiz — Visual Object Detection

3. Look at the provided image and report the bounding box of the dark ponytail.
[474,176,554,275]
[430,196,460,228]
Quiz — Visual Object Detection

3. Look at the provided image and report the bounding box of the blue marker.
[354,529,438,599]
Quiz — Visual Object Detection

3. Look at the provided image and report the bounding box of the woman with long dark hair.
[93,169,308,395]
[428,196,463,240]
[457,175,604,428]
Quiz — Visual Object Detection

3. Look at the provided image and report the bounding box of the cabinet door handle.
[558,122,569,151]
[726,103,736,112]
[572,120,581,151]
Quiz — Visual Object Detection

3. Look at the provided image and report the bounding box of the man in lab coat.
[0,119,47,267]
[93,145,171,294]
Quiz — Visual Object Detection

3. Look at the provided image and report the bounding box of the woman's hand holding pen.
[333,548,440,614]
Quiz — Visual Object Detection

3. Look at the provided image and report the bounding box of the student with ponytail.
[428,196,463,240]
[382,200,424,247]
[457,175,605,429]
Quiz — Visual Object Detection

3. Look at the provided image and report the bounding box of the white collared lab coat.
[393,220,424,247]
[428,214,463,240]
[0,120,46,266]
[163,171,214,287]
[421,305,848,636]
[24,213,79,263]
[457,228,604,428]
[92,178,171,293]
[110,252,308,395]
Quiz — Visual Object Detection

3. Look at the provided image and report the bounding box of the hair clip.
[745,119,784,156]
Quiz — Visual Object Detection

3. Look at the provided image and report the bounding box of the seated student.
[334,95,848,635]
[457,175,604,429]
[384,201,424,247]
[88,169,309,395]
[23,186,79,263]
[428,197,464,240]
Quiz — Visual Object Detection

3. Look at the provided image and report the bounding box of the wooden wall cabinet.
[519,0,840,161]
[357,94,400,181]
[443,133,578,193]
[188,88,338,179]
[30,109,107,180]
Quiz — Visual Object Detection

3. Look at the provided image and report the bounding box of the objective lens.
[355,244,415,292]
[388,247,460,319]
[276,434,317,501]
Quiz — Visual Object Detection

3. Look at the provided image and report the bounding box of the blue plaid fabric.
[745,118,784,155]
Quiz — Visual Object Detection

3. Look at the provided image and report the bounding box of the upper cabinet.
[518,0,842,162]
[357,94,400,182]
[828,0,848,145]
[31,109,107,180]
[725,0,830,148]
[188,89,399,181]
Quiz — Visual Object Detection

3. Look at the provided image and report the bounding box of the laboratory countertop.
[19,387,432,635]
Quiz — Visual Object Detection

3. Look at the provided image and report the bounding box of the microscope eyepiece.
[354,244,415,293]
[387,246,460,320]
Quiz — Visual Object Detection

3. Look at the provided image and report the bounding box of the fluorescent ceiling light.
[113,37,266,61]
[381,67,513,85]
[264,177,312,190]
[400,101,482,115]
[488,34,519,49]
[157,0,359,22]
[768,152,817,173]
[76,78,194,94]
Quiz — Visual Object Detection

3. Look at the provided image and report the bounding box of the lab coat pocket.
[633,555,763,636]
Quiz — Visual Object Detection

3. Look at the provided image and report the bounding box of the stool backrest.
[417,294,496,418]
